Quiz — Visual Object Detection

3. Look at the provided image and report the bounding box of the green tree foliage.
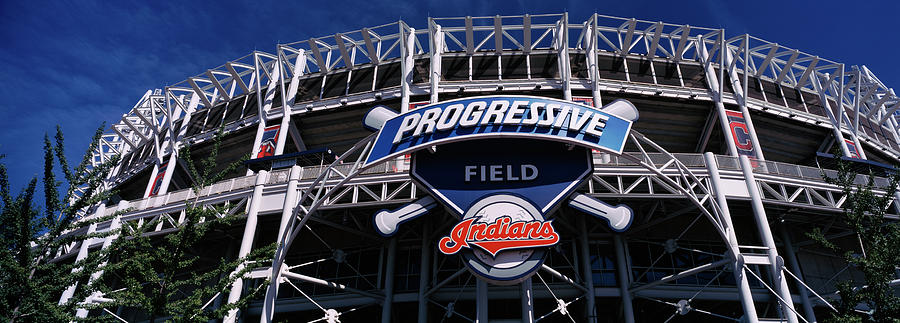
[0,126,120,322]
[89,128,273,322]
[808,155,900,322]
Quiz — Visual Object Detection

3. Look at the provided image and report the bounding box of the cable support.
[782,266,839,313]
[743,264,809,323]
[102,308,130,323]
[535,272,577,323]
[638,296,739,322]
[285,278,327,313]
[438,273,474,323]
[304,225,376,288]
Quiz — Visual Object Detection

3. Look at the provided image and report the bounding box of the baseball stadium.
[54,12,900,322]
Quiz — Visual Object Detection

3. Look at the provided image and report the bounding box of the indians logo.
[439,217,559,256]
[443,194,556,284]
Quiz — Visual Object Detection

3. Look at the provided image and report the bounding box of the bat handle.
[568,193,634,232]
[374,196,437,236]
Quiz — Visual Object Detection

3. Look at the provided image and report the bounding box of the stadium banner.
[148,162,168,197]
[725,110,756,158]
[571,96,594,107]
[844,139,860,158]
[408,101,430,110]
[256,125,281,158]
[363,95,634,167]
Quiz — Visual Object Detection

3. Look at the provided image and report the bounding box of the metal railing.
[107,151,895,221]
[595,152,892,187]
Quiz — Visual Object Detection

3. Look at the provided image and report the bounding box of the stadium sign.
[416,139,586,284]
[365,96,637,284]
[362,95,635,167]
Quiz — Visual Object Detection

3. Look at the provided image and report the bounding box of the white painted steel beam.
[739,156,799,323]
[224,170,268,323]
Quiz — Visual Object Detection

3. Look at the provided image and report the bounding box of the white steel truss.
[63,12,900,323]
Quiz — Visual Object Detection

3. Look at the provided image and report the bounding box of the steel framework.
[56,12,900,323]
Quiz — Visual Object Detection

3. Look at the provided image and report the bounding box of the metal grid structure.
[56,12,900,323]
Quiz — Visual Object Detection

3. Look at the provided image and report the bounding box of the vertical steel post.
[579,216,598,323]
[704,152,760,322]
[276,166,302,250]
[723,37,766,160]
[156,154,178,195]
[699,35,739,157]
[251,53,282,159]
[260,166,302,323]
[417,222,431,323]
[520,278,534,323]
[58,205,104,305]
[849,68,868,160]
[613,235,635,323]
[400,25,415,113]
[382,238,398,323]
[224,170,268,323]
[586,13,602,107]
[76,200,127,318]
[247,115,269,176]
[156,90,196,190]
[812,73,854,158]
[476,279,489,322]
[779,223,817,323]
[274,47,294,156]
[142,163,161,197]
[739,155,799,323]
[429,20,442,104]
[557,13,572,101]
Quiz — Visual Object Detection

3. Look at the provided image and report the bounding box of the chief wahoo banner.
[725,110,756,158]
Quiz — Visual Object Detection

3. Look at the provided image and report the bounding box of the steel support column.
[260,166,302,323]
[142,163,162,197]
[156,154,178,195]
[381,237,397,323]
[417,222,431,323]
[429,20,442,104]
[579,216,597,323]
[779,222,817,323]
[586,13,602,107]
[699,34,738,157]
[704,152,760,322]
[58,204,104,305]
[275,48,302,156]
[724,37,765,160]
[156,90,197,190]
[247,54,281,176]
[812,73,855,158]
[246,119,270,177]
[613,235,635,323]
[76,200,127,318]
[557,13,572,101]
[400,25,415,113]
[739,155,799,323]
[521,278,534,323]
[224,170,268,323]
[476,279,489,323]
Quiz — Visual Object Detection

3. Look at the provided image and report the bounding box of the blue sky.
[1,0,898,194]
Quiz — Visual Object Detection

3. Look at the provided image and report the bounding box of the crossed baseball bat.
[365,99,639,236]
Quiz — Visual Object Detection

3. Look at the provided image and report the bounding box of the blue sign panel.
[412,139,592,215]
[363,96,633,167]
